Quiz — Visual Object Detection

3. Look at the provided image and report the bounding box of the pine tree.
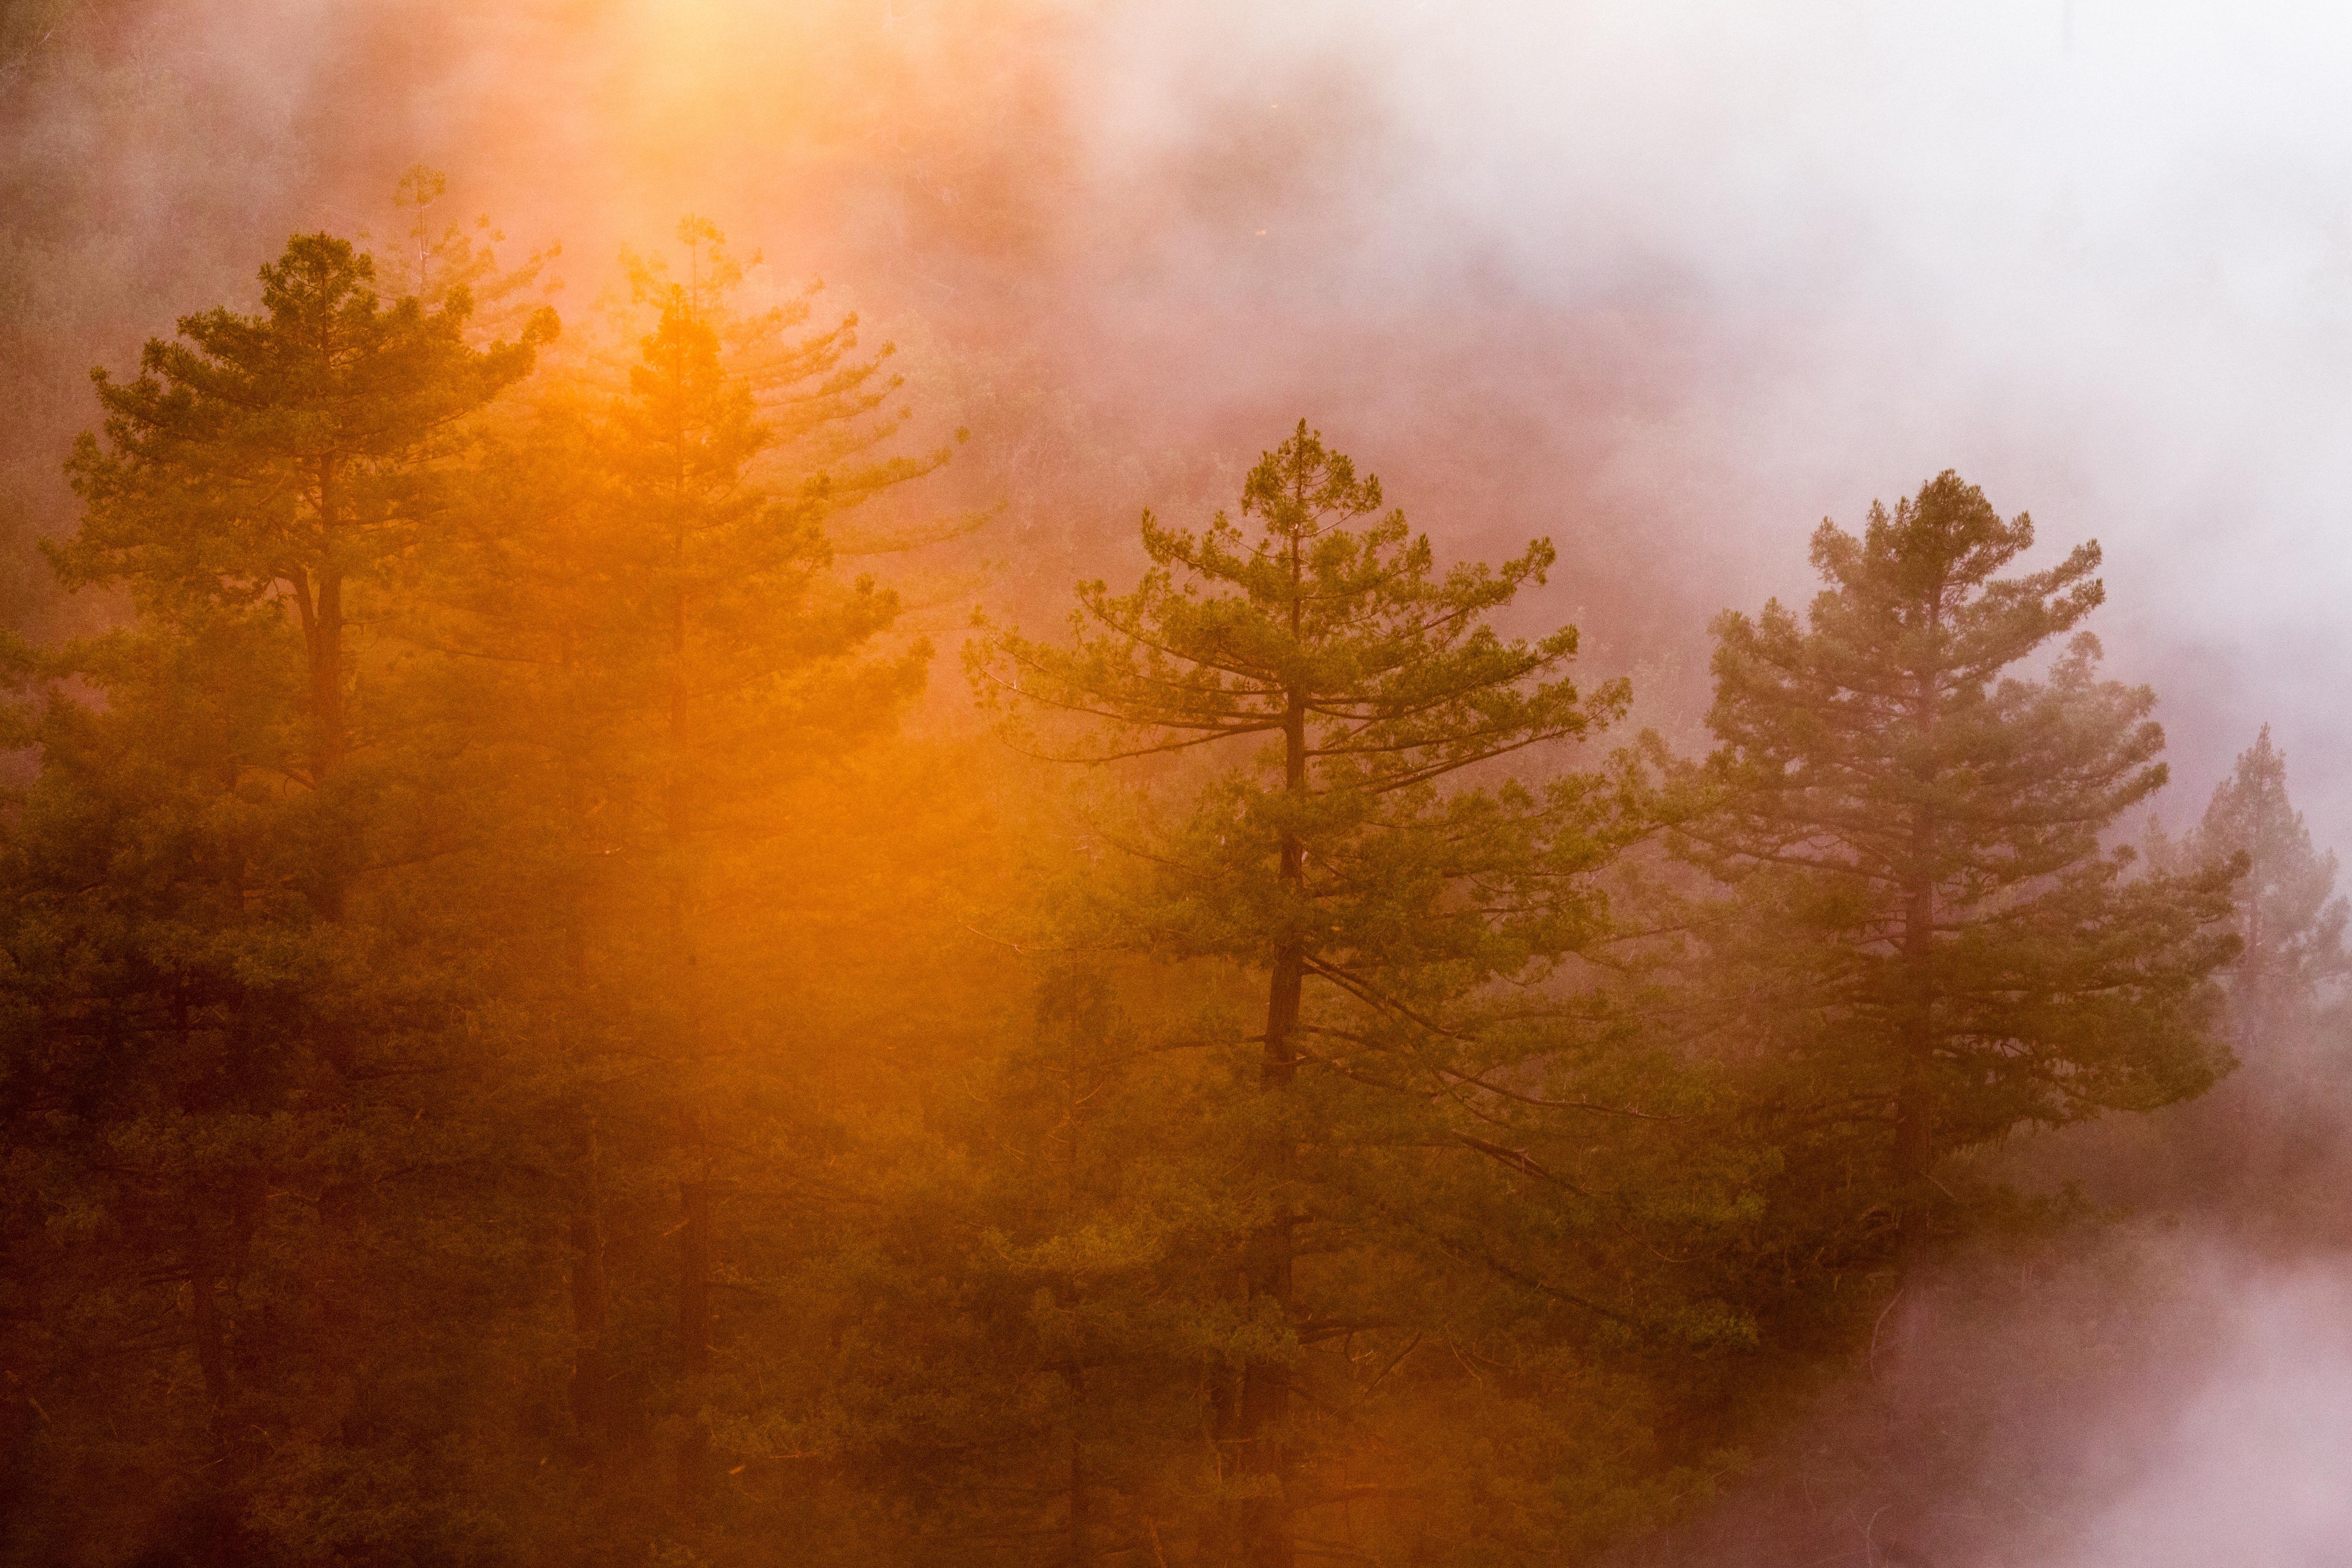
[2171,726,2347,1054]
[414,216,943,1533]
[6,215,969,1563]
[1,231,555,1562]
[1689,471,2240,1257]
[976,421,1637,1567]
[377,162,563,334]
[56,230,552,912]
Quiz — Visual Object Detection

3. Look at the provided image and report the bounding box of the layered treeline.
[0,212,2296,1568]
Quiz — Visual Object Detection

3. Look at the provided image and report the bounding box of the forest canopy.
[0,215,2290,1568]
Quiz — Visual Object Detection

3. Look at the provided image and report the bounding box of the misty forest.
[8,5,2352,1568]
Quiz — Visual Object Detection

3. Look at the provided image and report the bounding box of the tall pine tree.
[1687,470,2239,1258]
[2163,725,2347,1054]
[414,215,941,1536]
[56,231,552,911]
[2,230,553,1562]
[976,421,1644,1567]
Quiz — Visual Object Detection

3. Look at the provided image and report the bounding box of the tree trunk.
[1236,694,1308,1568]
[1896,628,1941,1263]
[304,455,348,920]
[1895,873,1936,1261]
[1237,1210,1296,1568]
[310,570,345,778]
[1059,967,1092,1568]
[663,485,714,1514]
[2242,855,2268,1057]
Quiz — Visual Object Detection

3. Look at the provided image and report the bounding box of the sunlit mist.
[5,4,2352,1565]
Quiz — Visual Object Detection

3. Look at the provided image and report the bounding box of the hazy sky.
[1083,0,2352,842]
[11,0,2352,840]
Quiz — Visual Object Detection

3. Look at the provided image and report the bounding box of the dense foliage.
[0,227,2257,1568]
[1669,476,2243,1258]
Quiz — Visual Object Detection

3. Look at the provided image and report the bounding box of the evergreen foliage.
[974,423,1745,1566]
[1676,471,2241,1261]
[0,232,2257,1568]
[2157,725,2348,1052]
[2,230,557,1563]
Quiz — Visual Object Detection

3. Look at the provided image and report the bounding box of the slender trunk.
[1061,969,1090,1568]
[306,456,348,919]
[1894,869,1935,1254]
[671,539,708,1504]
[1895,604,1942,1262]
[311,571,345,776]
[301,468,361,1444]
[1263,690,1308,1078]
[1262,949,1303,1089]
[292,386,357,1445]
[305,982,361,1442]
[2242,865,2267,1057]
[559,707,624,1455]
[1237,690,1308,1568]
[664,475,716,1511]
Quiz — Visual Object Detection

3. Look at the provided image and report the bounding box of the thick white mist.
[18,2,2352,832]
[2046,1259,2352,1568]
[1066,0,2352,843]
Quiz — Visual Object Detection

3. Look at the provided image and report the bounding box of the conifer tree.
[0,230,553,1562]
[2168,726,2347,1053]
[611,289,918,1509]
[378,162,564,333]
[976,421,1635,1568]
[1689,471,2240,1256]
[56,231,552,911]
[418,216,942,1528]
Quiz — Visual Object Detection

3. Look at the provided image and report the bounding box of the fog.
[1607,1224,2352,1567]
[12,0,2352,819]
[2053,1260,2352,1567]
[7,2,2352,1561]
[1076,0,2352,838]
